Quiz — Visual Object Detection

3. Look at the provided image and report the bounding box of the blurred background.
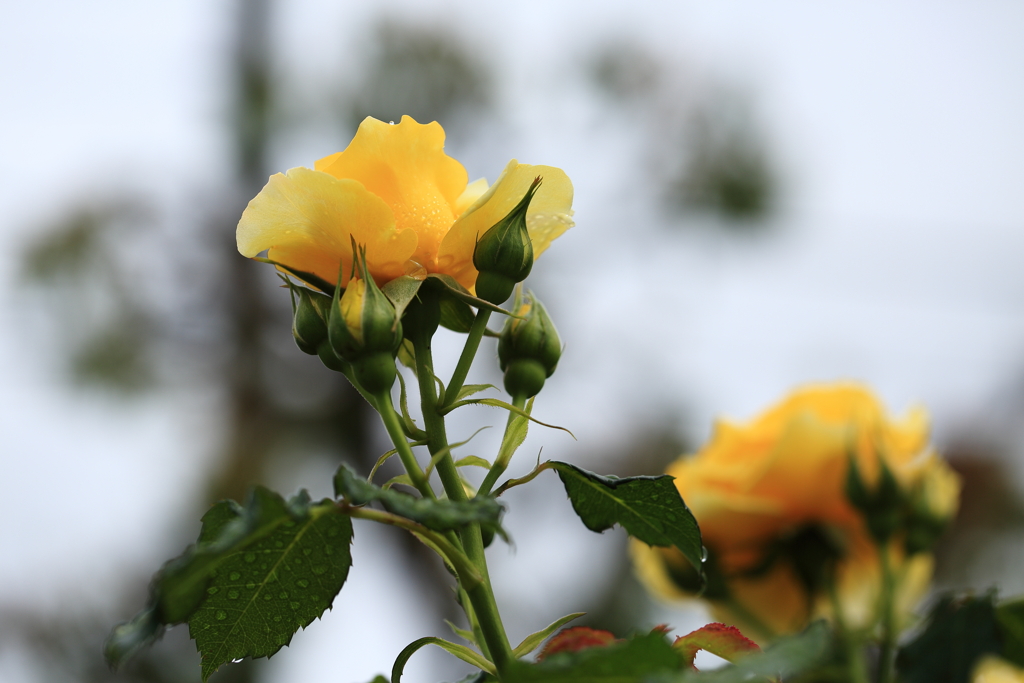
[2,1,1023,681]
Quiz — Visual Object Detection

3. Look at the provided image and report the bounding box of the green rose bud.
[328,246,403,394]
[473,177,541,304]
[292,288,332,355]
[498,290,561,398]
[845,454,904,543]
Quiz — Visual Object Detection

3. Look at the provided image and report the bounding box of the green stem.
[443,309,492,410]
[412,333,515,675]
[477,393,527,497]
[877,544,897,683]
[827,570,869,683]
[374,392,435,500]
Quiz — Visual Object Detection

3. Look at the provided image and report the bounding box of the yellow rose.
[974,656,1024,683]
[632,383,960,640]
[236,115,574,290]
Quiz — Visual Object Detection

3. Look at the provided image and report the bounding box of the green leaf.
[997,597,1024,667]
[455,455,493,469]
[512,612,586,657]
[188,489,353,680]
[458,384,496,401]
[397,338,417,372]
[442,397,575,439]
[495,397,532,471]
[505,631,682,682]
[446,619,479,646]
[426,273,511,316]
[334,464,507,540]
[897,591,1002,683]
[106,488,354,679]
[439,292,476,333]
[381,275,424,319]
[252,257,336,295]
[677,620,832,682]
[392,637,495,683]
[550,461,703,575]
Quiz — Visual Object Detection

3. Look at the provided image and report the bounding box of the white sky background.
[2,1,1024,682]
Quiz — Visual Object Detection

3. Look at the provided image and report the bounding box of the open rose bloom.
[632,384,961,640]
[236,116,574,291]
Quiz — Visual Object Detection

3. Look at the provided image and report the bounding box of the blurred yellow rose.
[236,115,574,290]
[974,656,1024,683]
[632,383,960,640]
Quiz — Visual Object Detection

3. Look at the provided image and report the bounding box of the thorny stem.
[827,570,869,683]
[411,332,515,675]
[374,392,435,500]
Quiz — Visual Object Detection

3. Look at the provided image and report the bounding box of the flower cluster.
[632,383,960,639]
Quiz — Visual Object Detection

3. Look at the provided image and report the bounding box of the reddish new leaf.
[538,627,619,660]
[674,623,761,671]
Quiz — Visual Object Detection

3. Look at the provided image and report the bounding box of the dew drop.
[264,593,273,601]
[215,611,227,621]
[273,615,282,623]
[297,579,310,588]
[275,541,284,549]
[290,601,300,610]
[229,572,241,581]
[246,582,256,590]
[324,545,335,556]
[279,591,289,599]
[231,658,244,664]
[228,590,240,600]
[292,558,302,565]
[312,565,327,576]
[326,527,339,538]
[244,552,256,563]
[389,120,395,125]
[302,548,312,556]
[207,587,219,595]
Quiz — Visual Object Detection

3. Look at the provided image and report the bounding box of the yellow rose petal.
[437,160,575,289]
[315,116,468,271]
[237,167,417,288]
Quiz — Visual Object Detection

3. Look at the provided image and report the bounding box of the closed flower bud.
[473,177,541,304]
[292,288,332,355]
[904,455,960,554]
[498,291,561,398]
[328,263,402,394]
